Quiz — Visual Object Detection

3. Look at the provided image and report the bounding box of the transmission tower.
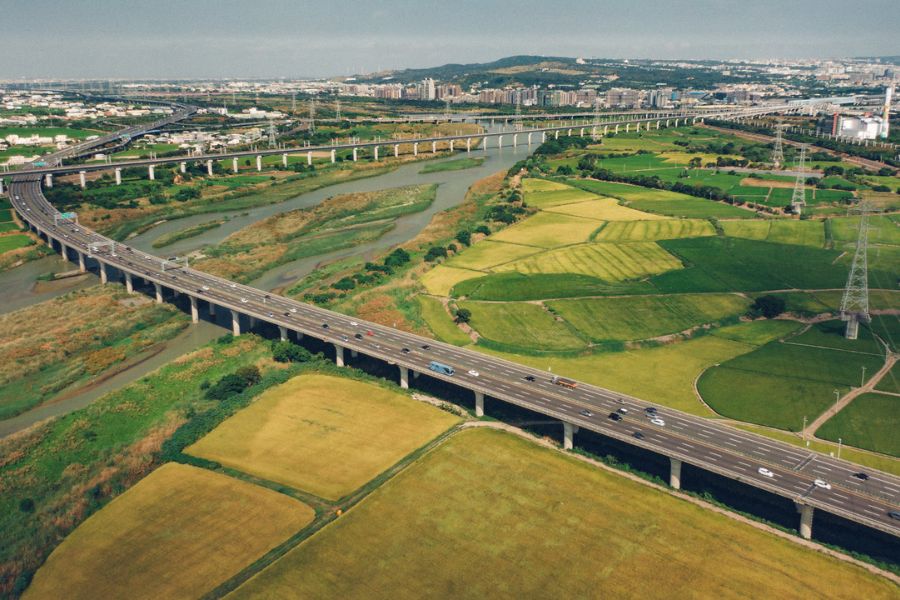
[267,120,277,148]
[771,121,784,169]
[309,98,316,134]
[445,96,452,122]
[335,98,341,121]
[840,205,873,339]
[291,92,296,114]
[514,96,523,132]
[790,144,808,215]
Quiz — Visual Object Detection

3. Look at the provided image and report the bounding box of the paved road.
[7,102,900,540]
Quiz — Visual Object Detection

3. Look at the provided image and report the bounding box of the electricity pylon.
[514,96,523,132]
[335,98,341,121]
[309,98,316,134]
[790,144,807,215]
[840,203,873,340]
[291,91,296,114]
[267,120,277,148]
[771,121,784,169]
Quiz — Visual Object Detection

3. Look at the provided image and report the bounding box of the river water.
[0,129,532,435]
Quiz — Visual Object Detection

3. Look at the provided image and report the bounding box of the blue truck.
[428,361,455,376]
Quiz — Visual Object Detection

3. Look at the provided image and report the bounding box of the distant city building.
[606,88,641,108]
[832,114,887,140]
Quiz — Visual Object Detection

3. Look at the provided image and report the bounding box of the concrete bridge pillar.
[148,165,155,180]
[563,422,577,450]
[497,135,502,148]
[542,131,547,142]
[656,120,660,129]
[567,128,572,136]
[330,149,336,163]
[527,132,532,145]
[474,391,484,417]
[205,160,212,176]
[399,366,409,389]
[432,140,437,153]
[209,302,216,317]
[114,168,122,185]
[797,503,814,540]
[449,139,455,152]
[625,123,631,133]
[666,119,670,127]
[99,261,108,284]
[413,142,418,157]
[189,295,198,323]
[180,162,186,174]
[394,144,399,158]
[282,153,288,167]
[256,155,262,171]
[232,157,238,173]
[248,315,256,329]
[579,127,584,136]
[154,282,163,303]
[352,147,358,162]
[350,349,358,358]
[674,119,679,127]
[124,272,133,294]
[78,251,85,273]
[46,235,53,249]
[554,130,559,140]
[483,136,488,151]
[669,457,682,489]
[231,310,241,336]
[374,146,379,161]
[334,343,345,367]
[614,124,619,134]
[45,173,53,188]
[79,171,87,189]
[466,138,471,153]
[512,134,518,147]
[295,330,304,340]
[278,325,287,341]
[307,151,313,166]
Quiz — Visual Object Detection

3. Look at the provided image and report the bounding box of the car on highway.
[366,330,374,336]
[202,285,210,291]
[617,407,627,415]
[350,321,358,326]
[758,467,774,478]
[401,347,411,354]
[468,369,479,377]
[650,417,665,426]
[421,344,430,350]
[240,297,248,303]
[290,308,297,313]
[608,412,622,422]
[579,409,593,417]
[354,333,363,339]
[523,375,536,382]
[644,407,657,415]
[632,431,644,440]
[853,472,869,481]
[322,323,329,329]
[341,335,349,342]
[889,511,900,521]
[813,479,832,490]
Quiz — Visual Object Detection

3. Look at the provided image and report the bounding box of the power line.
[790,144,807,215]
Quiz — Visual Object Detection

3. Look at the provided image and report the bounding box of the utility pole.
[839,202,873,340]
[790,144,807,215]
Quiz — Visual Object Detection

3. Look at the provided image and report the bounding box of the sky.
[1,0,898,79]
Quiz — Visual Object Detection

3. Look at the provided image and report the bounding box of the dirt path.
[805,353,898,438]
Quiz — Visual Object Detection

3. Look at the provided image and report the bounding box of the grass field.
[24,463,313,600]
[445,239,540,270]
[721,219,826,248]
[453,271,654,301]
[494,242,682,282]
[229,428,896,600]
[151,218,225,248]
[592,218,715,242]
[567,179,754,218]
[0,233,31,253]
[461,301,587,352]
[831,215,900,247]
[698,322,886,431]
[420,264,483,296]
[544,196,667,221]
[186,374,460,500]
[875,363,899,395]
[417,296,471,346]
[489,211,601,247]
[816,393,900,457]
[419,157,484,173]
[521,178,599,208]
[548,293,749,342]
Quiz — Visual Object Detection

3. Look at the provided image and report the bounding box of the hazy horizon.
[2,0,898,79]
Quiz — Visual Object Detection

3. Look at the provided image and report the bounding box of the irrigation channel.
[0,125,530,436]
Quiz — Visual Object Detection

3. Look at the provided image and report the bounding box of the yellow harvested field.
[420,264,483,296]
[495,242,682,281]
[230,429,897,600]
[445,240,541,270]
[490,212,602,248]
[592,219,715,242]
[521,178,570,193]
[186,374,460,500]
[661,151,744,165]
[545,197,667,221]
[24,463,312,600]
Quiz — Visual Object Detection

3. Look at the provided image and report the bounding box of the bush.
[205,373,248,400]
[454,307,472,324]
[424,246,448,262]
[455,230,472,246]
[235,365,261,386]
[474,225,491,236]
[332,276,356,290]
[750,295,786,319]
[271,340,314,363]
[384,247,411,268]
[19,498,35,513]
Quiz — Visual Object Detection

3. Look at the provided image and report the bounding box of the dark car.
[421,344,430,350]
[633,431,645,440]
[401,347,411,354]
[608,412,622,422]
[853,472,869,481]
[579,409,593,417]
[354,333,363,339]
[644,407,657,415]
[322,323,329,329]
[524,375,536,382]
[889,511,900,521]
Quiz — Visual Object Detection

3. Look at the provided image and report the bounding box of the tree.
[688,156,703,168]
[750,295,786,319]
[455,230,471,246]
[454,308,472,324]
[235,365,261,386]
[272,341,313,363]
[474,225,491,236]
[424,246,448,262]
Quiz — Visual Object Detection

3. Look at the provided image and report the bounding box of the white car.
[350,321,358,327]
[813,479,832,490]
[650,417,665,426]
[758,467,774,478]
[202,285,210,291]
[240,297,248,303]
[290,308,297,313]
[468,369,480,377]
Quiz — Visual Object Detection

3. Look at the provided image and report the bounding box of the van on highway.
[429,361,455,376]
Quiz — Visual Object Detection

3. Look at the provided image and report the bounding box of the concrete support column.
[579,127,584,136]
[330,149,336,163]
[124,272,133,294]
[656,120,661,129]
[625,123,631,133]
[209,302,216,317]
[669,457,682,490]
[114,168,122,185]
[295,331,304,340]
[497,135,503,148]
[307,151,313,166]
[666,119,670,127]
[797,504,814,540]
[374,146,379,161]
[449,140,455,152]
[542,131,547,142]
[77,251,85,273]
[352,147,358,162]
[154,282,163,303]
[148,165,155,180]
[483,137,488,151]
[350,349,358,358]
[431,140,437,153]
[474,391,484,417]
[282,153,288,167]
[79,171,86,189]
[527,132,532,145]
[278,325,287,341]
[99,261,108,284]
[394,144,399,158]
[554,130,559,140]
[512,134,518,147]
[45,173,53,188]
[232,310,241,336]
[256,155,262,171]
[179,162,186,174]
[636,122,641,132]
[189,295,198,323]
[466,138,471,153]
[563,422,575,450]
[567,128,572,136]
[334,343,345,367]
[413,142,418,156]
[248,316,256,329]
[60,244,68,262]
[399,366,409,389]
[46,235,53,249]
[232,157,238,173]
[614,124,619,134]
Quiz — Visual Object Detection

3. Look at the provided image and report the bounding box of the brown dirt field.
[742,177,794,189]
